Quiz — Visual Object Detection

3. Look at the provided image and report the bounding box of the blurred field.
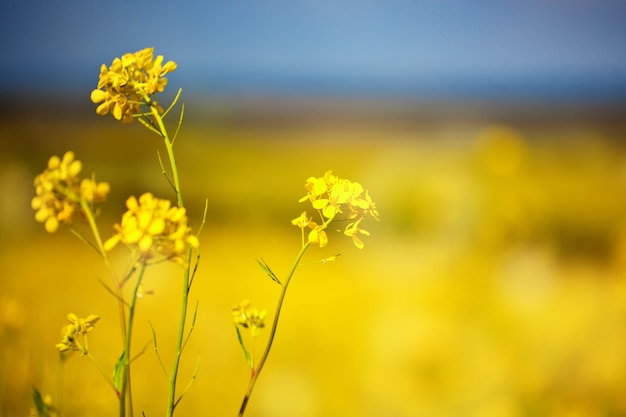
[2,98,626,417]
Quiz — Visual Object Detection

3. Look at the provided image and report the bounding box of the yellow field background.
[2,99,626,416]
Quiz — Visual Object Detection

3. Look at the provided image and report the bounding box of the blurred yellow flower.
[232,299,267,338]
[90,47,177,123]
[104,193,199,264]
[291,211,329,247]
[344,217,370,249]
[79,178,111,203]
[56,313,100,355]
[31,152,110,233]
[308,226,329,248]
[291,211,312,229]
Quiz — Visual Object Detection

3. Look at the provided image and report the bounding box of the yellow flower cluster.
[104,193,199,264]
[31,152,110,233]
[293,170,379,248]
[56,313,100,354]
[90,47,177,123]
[232,299,267,338]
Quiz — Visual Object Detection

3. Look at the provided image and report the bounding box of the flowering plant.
[31,47,378,417]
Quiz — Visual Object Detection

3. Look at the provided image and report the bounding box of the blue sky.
[1,0,626,100]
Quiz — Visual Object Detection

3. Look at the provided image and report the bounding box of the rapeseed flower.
[292,212,329,248]
[90,47,177,123]
[104,193,199,265]
[56,313,100,355]
[31,152,110,233]
[232,300,267,338]
[295,170,378,248]
[344,217,370,249]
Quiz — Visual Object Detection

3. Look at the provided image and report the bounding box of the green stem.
[87,352,118,395]
[119,262,146,417]
[79,199,115,281]
[238,241,312,417]
[166,254,192,417]
[79,199,128,345]
[148,104,195,417]
[150,106,184,207]
[80,198,130,415]
[79,200,123,277]
[56,352,64,417]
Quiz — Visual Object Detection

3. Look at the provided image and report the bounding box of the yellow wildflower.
[292,211,330,248]
[291,211,312,228]
[308,225,329,248]
[31,152,110,233]
[344,217,370,249]
[296,170,378,248]
[104,193,199,265]
[232,300,267,338]
[56,313,100,355]
[90,47,177,123]
[80,178,111,203]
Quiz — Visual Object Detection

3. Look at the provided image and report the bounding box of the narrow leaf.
[149,320,158,349]
[256,258,281,286]
[137,115,162,136]
[112,351,125,393]
[174,353,201,408]
[149,321,169,378]
[70,228,101,257]
[32,388,50,417]
[182,301,199,351]
[234,325,252,369]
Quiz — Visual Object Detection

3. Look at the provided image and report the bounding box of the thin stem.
[79,199,128,345]
[238,241,311,417]
[56,352,64,417]
[166,251,192,417]
[87,352,118,395]
[147,103,196,417]
[119,262,146,417]
[150,105,184,207]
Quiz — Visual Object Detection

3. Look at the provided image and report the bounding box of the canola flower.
[33,47,195,417]
[104,193,199,265]
[233,300,267,339]
[33,44,382,417]
[294,170,379,248]
[90,47,177,123]
[89,48,195,417]
[237,170,378,417]
[55,314,100,355]
[31,151,110,233]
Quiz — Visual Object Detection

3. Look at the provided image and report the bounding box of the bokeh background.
[2,1,626,416]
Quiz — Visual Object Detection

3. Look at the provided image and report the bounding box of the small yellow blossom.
[296,170,378,248]
[56,313,100,355]
[308,226,329,248]
[90,47,177,123]
[291,211,311,228]
[31,152,110,233]
[344,217,370,249]
[80,178,110,203]
[232,299,267,338]
[292,211,330,248]
[104,193,199,264]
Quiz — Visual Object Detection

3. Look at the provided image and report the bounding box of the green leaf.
[234,325,252,369]
[149,320,158,350]
[112,351,125,394]
[32,388,50,417]
[256,258,281,286]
